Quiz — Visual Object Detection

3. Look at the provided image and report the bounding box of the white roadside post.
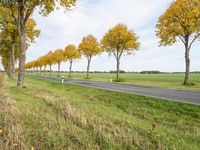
[61,76,64,84]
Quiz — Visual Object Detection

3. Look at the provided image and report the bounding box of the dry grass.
[34,91,163,149]
[0,75,27,150]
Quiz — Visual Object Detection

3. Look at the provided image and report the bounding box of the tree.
[156,0,200,85]
[0,0,76,87]
[43,51,54,75]
[101,24,140,81]
[45,51,55,76]
[64,44,80,78]
[0,5,40,80]
[0,5,19,79]
[0,23,18,79]
[78,35,101,79]
[52,49,64,77]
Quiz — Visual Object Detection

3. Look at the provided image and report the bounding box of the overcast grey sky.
[1,0,199,72]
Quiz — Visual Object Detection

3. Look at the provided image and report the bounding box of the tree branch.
[113,51,117,59]
[177,35,185,44]
[119,51,123,60]
[189,33,200,49]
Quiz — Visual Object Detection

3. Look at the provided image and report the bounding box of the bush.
[183,82,196,86]
[114,78,125,82]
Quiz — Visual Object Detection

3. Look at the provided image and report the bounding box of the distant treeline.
[31,70,200,74]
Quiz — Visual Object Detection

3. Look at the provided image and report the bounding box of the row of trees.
[25,24,140,80]
[0,5,40,80]
[25,45,80,78]
[0,0,76,87]
[0,0,200,86]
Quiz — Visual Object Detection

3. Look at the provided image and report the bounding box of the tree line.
[24,24,140,81]
[0,0,200,86]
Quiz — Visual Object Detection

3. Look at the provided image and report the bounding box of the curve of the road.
[28,75,200,105]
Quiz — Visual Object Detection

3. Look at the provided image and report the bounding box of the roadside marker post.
[61,76,64,83]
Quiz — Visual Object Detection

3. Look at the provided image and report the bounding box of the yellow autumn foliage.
[78,35,101,59]
[156,0,200,46]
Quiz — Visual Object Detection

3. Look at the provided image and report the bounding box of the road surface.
[28,75,200,105]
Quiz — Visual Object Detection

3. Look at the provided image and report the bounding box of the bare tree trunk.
[17,24,26,87]
[40,66,42,75]
[58,62,60,77]
[36,67,38,76]
[116,58,120,80]
[49,64,52,77]
[68,60,73,78]
[6,65,10,77]
[44,66,46,76]
[184,37,190,85]
[115,49,121,81]
[86,57,91,79]
[7,56,12,77]
[11,43,15,80]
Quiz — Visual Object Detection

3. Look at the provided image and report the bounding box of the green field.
[1,74,200,149]
[30,72,200,91]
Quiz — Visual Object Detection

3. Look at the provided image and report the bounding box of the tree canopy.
[64,44,80,62]
[156,0,200,46]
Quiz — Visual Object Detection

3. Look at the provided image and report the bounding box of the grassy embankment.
[0,74,200,149]
[29,72,200,91]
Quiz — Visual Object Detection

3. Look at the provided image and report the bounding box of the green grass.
[30,72,200,91]
[1,75,200,149]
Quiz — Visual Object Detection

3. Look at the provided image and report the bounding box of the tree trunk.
[49,64,52,77]
[6,64,10,77]
[36,67,38,76]
[68,60,73,78]
[17,24,26,87]
[6,56,12,77]
[58,62,60,77]
[184,37,190,85]
[44,66,46,76]
[116,58,120,80]
[115,49,121,81]
[40,66,42,75]
[10,43,15,80]
[86,57,91,79]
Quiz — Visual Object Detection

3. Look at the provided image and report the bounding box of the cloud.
[24,0,200,72]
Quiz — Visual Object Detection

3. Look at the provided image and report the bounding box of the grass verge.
[1,76,200,149]
[0,74,27,150]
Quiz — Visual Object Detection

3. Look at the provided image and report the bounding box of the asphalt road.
[29,75,200,105]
